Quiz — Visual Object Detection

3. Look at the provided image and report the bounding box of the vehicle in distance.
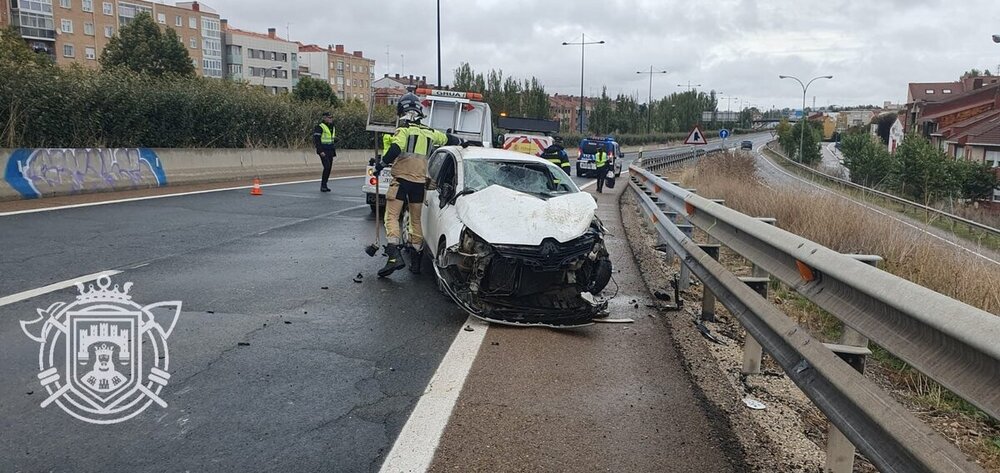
[422,146,613,327]
[740,140,753,150]
[576,137,623,178]
[497,116,560,157]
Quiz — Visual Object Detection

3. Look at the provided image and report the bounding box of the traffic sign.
[684,126,708,145]
[719,129,730,139]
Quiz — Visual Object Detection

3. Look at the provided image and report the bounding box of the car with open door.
[421,146,613,327]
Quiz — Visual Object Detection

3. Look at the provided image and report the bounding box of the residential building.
[221,21,297,93]
[835,109,875,130]
[0,0,11,27]
[808,112,838,140]
[7,0,221,76]
[372,86,407,106]
[550,93,595,132]
[372,73,431,90]
[298,43,374,104]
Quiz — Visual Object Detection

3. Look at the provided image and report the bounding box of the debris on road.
[594,318,635,324]
[694,320,727,345]
[353,273,364,283]
[653,290,672,301]
[237,342,250,347]
[742,397,767,410]
[463,325,474,332]
[321,286,329,290]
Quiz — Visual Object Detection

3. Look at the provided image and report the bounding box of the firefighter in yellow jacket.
[375,92,459,278]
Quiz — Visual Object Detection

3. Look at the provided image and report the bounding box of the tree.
[961,68,993,79]
[840,133,896,188]
[894,134,955,204]
[293,76,340,107]
[950,159,999,202]
[779,120,822,164]
[100,12,195,76]
[0,26,52,67]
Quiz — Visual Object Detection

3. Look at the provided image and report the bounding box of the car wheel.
[590,258,613,294]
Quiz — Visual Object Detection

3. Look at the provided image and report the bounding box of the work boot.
[320,186,331,192]
[378,244,406,278]
[407,248,423,275]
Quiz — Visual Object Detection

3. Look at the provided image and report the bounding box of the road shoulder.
[427,175,751,472]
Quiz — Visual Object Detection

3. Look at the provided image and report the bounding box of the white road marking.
[0,269,122,307]
[754,144,1000,266]
[0,175,364,217]
[379,316,489,473]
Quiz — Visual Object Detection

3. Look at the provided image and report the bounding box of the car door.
[423,150,458,256]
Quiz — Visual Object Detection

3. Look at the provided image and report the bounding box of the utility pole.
[677,81,701,91]
[636,66,668,134]
[562,34,605,133]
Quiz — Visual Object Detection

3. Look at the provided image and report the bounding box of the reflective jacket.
[595,150,608,167]
[382,123,449,184]
[312,122,337,154]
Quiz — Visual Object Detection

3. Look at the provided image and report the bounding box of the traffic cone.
[250,178,263,196]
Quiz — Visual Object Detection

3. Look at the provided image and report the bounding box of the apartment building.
[0,0,10,27]
[7,0,220,76]
[298,43,374,104]
[221,21,298,94]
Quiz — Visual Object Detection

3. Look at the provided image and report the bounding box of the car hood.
[455,185,598,246]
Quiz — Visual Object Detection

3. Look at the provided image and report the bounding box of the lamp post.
[262,65,283,93]
[562,34,605,133]
[677,81,701,91]
[636,66,668,134]
[779,74,832,161]
[436,0,441,87]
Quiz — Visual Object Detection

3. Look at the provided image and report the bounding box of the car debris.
[742,397,767,410]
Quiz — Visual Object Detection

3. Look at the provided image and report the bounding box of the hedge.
[0,62,377,149]
[559,128,752,147]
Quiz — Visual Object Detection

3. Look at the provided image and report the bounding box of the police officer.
[540,136,571,175]
[375,92,459,278]
[595,146,609,193]
[312,112,337,192]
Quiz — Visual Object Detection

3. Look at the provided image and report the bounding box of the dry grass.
[674,152,1000,470]
[679,152,1000,314]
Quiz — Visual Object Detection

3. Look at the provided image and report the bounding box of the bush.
[0,61,375,149]
[558,128,751,148]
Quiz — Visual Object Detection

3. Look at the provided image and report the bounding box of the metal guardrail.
[764,142,1000,239]
[628,164,999,473]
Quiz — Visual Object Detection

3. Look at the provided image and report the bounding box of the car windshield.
[463,159,578,197]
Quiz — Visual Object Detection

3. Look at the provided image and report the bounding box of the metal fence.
[764,143,1000,240]
[628,163,999,473]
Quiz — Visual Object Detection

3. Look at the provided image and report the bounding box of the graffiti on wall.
[3,148,168,199]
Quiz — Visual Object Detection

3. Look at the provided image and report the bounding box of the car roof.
[447,146,547,163]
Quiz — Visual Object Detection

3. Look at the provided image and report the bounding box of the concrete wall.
[0,147,375,201]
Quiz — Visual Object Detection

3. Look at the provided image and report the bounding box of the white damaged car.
[421,146,613,327]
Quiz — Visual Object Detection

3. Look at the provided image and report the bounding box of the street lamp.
[636,67,668,134]
[262,65,283,93]
[436,0,441,87]
[563,34,605,133]
[779,74,833,161]
[992,34,1000,44]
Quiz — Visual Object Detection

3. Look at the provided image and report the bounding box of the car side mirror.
[439,182,454,208]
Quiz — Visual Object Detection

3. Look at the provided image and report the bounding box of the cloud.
[206,0,1000,108]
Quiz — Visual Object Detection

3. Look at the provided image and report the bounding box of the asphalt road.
[0,176,472,472]
[0,137,761,472]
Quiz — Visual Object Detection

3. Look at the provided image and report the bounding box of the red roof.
[948,113,1000,146]
[908,82,963,104]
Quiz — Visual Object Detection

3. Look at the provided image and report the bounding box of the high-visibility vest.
[392,124,447,157]
[595,150,608,167]
[319,123,336,145]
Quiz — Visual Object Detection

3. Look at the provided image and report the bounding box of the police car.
[576,137,624,178]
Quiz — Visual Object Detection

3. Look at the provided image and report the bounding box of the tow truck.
[363,87,494,214]
[496,116,560,157]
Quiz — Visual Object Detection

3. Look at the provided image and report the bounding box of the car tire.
[590,258,613,294]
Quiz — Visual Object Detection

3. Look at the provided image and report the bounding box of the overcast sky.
[200,0,1000,110]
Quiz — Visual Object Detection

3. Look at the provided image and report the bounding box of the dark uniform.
[540,142,571,175]
[312,114,337,192]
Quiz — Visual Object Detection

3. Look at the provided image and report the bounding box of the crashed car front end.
[435,220,612,327]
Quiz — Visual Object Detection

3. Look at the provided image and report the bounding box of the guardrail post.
[739,277,770,374]
[751,218,777,278]
[677,224,695,291]
[699,244,721,321]
[822,255,880,473]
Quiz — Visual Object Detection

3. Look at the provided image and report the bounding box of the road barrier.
[628,163,998,473]
[0,147,376,201]
[764,142,1000,240]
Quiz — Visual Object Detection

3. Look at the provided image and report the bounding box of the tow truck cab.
[576,137,624,178]
[362,88,494,213]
